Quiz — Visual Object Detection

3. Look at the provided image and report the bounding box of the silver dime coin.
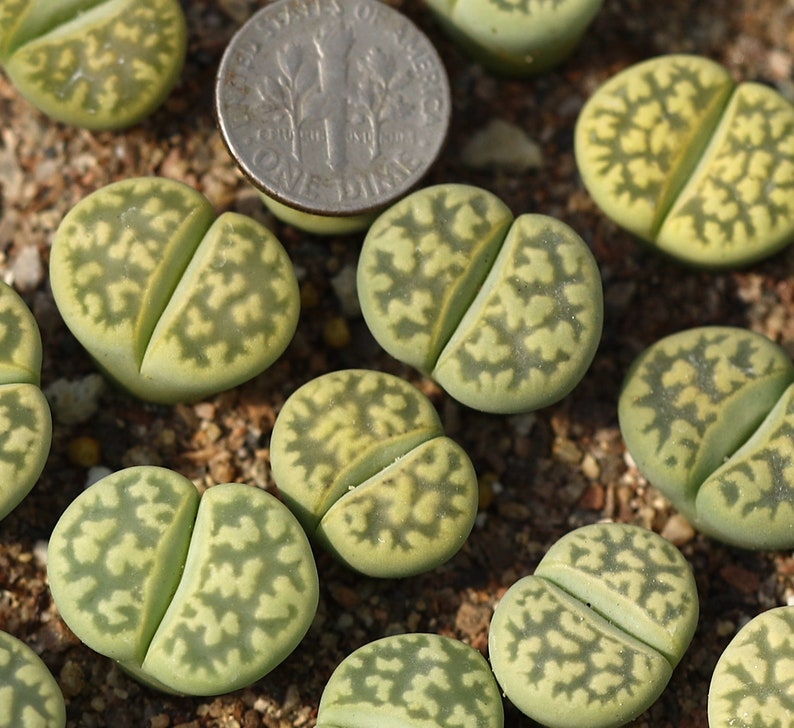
[215,0,451,218]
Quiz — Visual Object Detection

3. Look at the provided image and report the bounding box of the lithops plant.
[488,523,699,728]
[47,466,319,696]
[357,184,603,414]
[0,630,66,728]
[708,606,794,727]
[423,0,605,76]
[50,177,300,405]
[619,326,794,549]
[0,280,52,521]
[269,369,479,578]
[315,633,504,728]
[0,0,186,129]
[575,54,794,268]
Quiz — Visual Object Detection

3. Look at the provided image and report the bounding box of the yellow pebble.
[323,317,351,349]
[67,436,102,468]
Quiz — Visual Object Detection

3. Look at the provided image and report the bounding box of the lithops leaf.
[433,213,603,413]
[47,467,200,664]
[270,369,478,577]
[48,467,319,696]
[357,185,513,374]
[315,633,504,728]
[618,326,794,525]
[423,0,604,76]
[575,54,733,242]
[535,523,698,666]
[657,82,794,267]
[708,606,794,728]
[489,575,672,728]
[1,0,186,129]
[317,437,478,578]
[696,382,794,549]
[142,483,319,695]
[0,281,52,521]
[50,177,299,404]
[0,630,65,728]
[358,185,602,414]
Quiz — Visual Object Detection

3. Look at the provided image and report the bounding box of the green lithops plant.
[0,0,186,129]
[619,326,794,549]
[269,369,479,578]
[0,630,66,728]
[0,280,52,521]
[50,177,300,405]
[357,184,603,414]
[423,0,605,76]
[47,465,319,696]
[575,54,794,268]
[315,633,504,728]
[488,523,699,728]
[708,606,794,727]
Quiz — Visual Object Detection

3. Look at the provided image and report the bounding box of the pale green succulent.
[575,54,794,268]
[50,177,300,405]
[47,466,319,696]
[619,326,794,549]
[0,0,186,129]
[0,630,65,728]
[488,523,699,728]
[316,633,504,728]
[269,369,479,578]
[708,606,794,728]
[423,0,605,76]
[0,280,52,521]
[357,184,603,414]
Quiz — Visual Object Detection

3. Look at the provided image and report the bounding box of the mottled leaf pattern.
[0,631,65,728]
[618,326,794,527]
[316,633,504,728]
[48,468,318,696]
[270,369,478,577]
[3,0,186,129]
[709,607,794,728]
[51,178,299,404]
[0,282,42,386]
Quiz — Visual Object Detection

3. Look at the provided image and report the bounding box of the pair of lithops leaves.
[489,522,699,728]
[0,630,66,728]
[0,281,51,522]
[270,368,479,578]
[47,465,319,696]
[50,177,300,404]
[708,606,794,726]
[357,184,604,414]
[0,0,186,129]
[576,54,794,268]
[619,326,794,550]
[423,0,605,76]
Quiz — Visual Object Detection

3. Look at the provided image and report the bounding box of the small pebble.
[323,317,351,348]
[461,119,543,171]
[67,436,102,468]
[660,513,696,546]
[59,660,85,697]
[10,244,43,291]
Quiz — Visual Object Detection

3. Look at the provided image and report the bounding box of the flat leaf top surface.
[142,483,318,696]
[47,467,199,664]
[709,606,794,728]
[434,213,603,413]
[0,384,52,521]
[696,382,794,549]
[618,326,794,523]
[575,54,733,241]
[0,630,65,728]
[2,0,186,129]
[316,633,504,728]
[318,437,478,578]
[270,369,445,532]
[658,82,794,267]
[535,523,698,665]
[358,185,513,373]
[488,575,672,728]
[0,280,42,386]
[51,178,299,404]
